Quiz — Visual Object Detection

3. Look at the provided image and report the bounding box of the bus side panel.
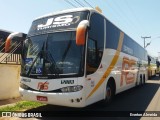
[115,52,138,94]
[85,47,147,106]
[85,48,123,106]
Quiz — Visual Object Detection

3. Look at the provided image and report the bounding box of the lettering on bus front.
[120,57,136,86]
[28,11,89,36]
[61,80,74,84]
[37,15,80,30]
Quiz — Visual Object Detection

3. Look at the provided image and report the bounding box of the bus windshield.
[21,31,85,78]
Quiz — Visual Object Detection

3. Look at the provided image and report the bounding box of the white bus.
[19,8,148,107]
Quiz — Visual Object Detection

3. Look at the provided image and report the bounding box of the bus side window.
[86,39,98,74]
[86,13,104,75]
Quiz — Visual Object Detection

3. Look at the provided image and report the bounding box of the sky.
[0,0,160,57]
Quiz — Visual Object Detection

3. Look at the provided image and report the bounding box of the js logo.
[37,15,80,30]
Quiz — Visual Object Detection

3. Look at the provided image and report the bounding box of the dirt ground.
[0,97,21,107]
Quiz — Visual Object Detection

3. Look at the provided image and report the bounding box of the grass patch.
[0,101,45,111]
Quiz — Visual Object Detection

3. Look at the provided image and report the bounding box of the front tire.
[105,84,112,103]
[101,81,115,105]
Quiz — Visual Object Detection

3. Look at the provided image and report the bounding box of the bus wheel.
[99,79,115,106]
[104,81,115,104]
[105,86,112,102]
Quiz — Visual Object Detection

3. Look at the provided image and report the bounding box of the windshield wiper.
[45,51,61,77]
[26,41,45,77]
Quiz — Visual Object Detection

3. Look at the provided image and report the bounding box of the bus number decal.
[120,57,136,86]
[61,80,74,84]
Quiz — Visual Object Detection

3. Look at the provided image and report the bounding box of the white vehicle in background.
[19,8,148,107]
[147,55,159,79]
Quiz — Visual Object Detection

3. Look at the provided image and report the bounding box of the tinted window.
[105,19,147,61]
[28,11,89,36]
[105,20,120,50]
[87,13,104,75]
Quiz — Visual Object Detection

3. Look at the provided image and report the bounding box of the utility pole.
[141,36,151,48]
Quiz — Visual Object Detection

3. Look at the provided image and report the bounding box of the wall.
[0,64,20,100]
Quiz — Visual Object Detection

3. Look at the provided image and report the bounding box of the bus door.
[85,12,105,101]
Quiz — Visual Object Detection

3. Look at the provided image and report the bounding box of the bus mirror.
[5,32,24,53]
[76,20,89,46]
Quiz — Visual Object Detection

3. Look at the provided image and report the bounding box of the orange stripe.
[86,32,124,99]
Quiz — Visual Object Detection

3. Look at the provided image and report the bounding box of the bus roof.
[34,7,96,21]
[33,7,146,55]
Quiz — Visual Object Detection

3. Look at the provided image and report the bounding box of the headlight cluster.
[61,85,83,92]
[20,83,83,93]
[20,83,29,90]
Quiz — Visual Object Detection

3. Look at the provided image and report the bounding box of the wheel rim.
[106,87,111,100]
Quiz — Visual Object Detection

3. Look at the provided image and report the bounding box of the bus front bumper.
[19,87,85,108]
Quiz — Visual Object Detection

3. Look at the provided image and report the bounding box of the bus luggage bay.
[19,8,148,107]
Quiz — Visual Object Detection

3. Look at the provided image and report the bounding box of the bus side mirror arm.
[76,20,89,46]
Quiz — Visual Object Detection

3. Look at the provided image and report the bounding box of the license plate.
[37,96,48,101]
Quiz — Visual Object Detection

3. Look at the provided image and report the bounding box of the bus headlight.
[61,85,83,92]
[20,83,29,90]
